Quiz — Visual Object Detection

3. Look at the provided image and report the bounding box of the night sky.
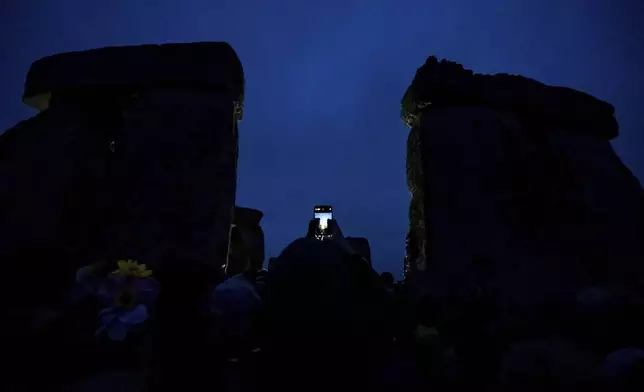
[2,1,643,277]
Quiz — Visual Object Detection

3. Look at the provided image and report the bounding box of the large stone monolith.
[402,57,644,314]
[226,206,265,275]
[0,42,244,391]
[0,42,243,273]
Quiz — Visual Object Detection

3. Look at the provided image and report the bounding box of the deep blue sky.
[2,1,643,277]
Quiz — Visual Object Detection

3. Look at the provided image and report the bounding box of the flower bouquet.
[75,259,159,341]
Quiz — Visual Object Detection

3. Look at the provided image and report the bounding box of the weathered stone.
[234,205,264,226]
[406,125,427,275]
[226,206,265,275]
[1,42,243,272]
[402,56,618,139]
[23,42,244,116]
[402,57,644,313]
[1,43,244,390]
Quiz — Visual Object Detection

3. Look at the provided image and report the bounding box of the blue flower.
[75,260,160,341]
[96,275,160,308]
[71,262,107,302]
[98,304,148,341]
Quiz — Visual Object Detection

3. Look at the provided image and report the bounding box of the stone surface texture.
[0,42,243,273]
[1,42,244,391]
[227,206,265,274]
[402,57,644,309]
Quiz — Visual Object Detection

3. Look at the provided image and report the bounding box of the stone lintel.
[401,56,618,140]
[23,42,244,112]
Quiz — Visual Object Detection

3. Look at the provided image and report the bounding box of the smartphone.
[313,205,333,231]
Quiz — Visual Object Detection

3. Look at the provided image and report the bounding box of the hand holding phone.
[306,208,357,256]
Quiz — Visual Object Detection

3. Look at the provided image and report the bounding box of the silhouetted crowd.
[208,219,644,392]
[5,219,644,392]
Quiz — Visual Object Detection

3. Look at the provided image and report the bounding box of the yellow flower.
[113,259,152,278]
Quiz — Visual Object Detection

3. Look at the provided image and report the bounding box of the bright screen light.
[315,212,332,230]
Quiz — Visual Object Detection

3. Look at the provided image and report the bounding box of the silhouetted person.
[381,272,395,288]
[262,219,389,391]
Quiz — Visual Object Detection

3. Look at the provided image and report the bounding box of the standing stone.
[0,43,244,390]
[402,57,644,313]
[226,206,265,275]
[1,42,244,272]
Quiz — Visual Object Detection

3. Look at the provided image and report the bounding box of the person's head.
[381,272,395,287]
